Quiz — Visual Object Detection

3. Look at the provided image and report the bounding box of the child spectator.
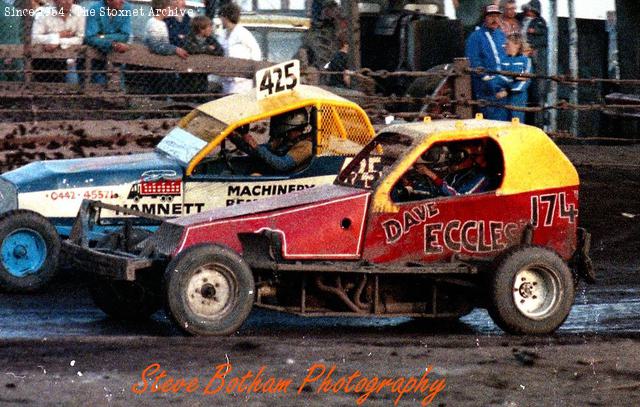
[184,16,223,56]
[181,16,223,95]
[495,33,532,122]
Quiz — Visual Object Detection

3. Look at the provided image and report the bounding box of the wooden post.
[344,0,361,70]
[568,0,579,136]
[546,0,558,132]
[19,0,33,85]
[453,58,473,119]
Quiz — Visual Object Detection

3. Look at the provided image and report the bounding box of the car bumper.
[572,227,595,284]
[62,240,156,281]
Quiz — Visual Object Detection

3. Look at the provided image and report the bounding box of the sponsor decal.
[117,202,205,216]
[381,202,440,244]
[128,170,182,202]
[225,183,315,206]
[423,220,519,255]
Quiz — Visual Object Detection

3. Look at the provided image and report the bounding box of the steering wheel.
[392,169,439,202]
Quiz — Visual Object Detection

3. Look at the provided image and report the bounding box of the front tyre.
[164,244,254,336]
[488,246,575,335]
[0,210,60,292]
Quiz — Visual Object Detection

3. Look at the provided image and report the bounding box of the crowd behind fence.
[1,43,640,138]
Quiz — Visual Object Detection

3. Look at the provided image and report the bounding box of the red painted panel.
[176,192,371,259]
[363,186,579,263]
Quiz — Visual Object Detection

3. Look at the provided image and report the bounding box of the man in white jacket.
[31,0,85,84]
[217,2,262,94]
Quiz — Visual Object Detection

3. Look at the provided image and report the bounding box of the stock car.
[0,74,375,292]
[64,116,594,335]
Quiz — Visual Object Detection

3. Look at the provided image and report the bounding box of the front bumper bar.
[63,200,164,281]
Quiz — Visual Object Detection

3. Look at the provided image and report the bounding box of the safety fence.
[1,45,640,138]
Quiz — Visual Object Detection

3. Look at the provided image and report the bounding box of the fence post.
[19,0,32,85]
[546,0,558,132]
[453,58,473,119]
[568,0,579,136]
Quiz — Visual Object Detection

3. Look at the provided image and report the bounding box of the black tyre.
[164,244,254,336]
[89,229,160,320]
[0,210,60,292]
[89,277,162,320]
[488,246,575,335]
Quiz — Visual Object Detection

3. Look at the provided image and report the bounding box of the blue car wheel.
[0,210,60,292]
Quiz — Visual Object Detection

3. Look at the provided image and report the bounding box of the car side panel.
[176,192,371,259]
[362,186,579,263]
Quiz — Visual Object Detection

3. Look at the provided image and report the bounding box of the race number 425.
[255,60,299,100]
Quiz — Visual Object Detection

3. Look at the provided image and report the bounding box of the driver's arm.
[255,140,312,172]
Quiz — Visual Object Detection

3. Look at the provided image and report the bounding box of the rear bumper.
[572,227,595,284]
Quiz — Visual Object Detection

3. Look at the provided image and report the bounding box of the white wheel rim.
[185,263,234,319]
[512,265,561,320]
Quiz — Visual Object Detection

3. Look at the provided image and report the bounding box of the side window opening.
[192,107,318,177]
[391,137,504,203]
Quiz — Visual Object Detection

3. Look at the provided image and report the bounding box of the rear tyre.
[488,246,574,335]
[164,244,254,336]
[0,210,60,293]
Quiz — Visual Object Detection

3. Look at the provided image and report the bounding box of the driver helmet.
[271,108,309,137]
[416,145,450,171]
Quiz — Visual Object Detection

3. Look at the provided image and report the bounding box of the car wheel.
[0,210,60,292]
[89,277,162,320]
[164,244,254,336]
[488,246,575,335]
[89,229,160,320]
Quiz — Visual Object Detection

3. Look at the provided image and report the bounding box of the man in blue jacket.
[465,4,507,120]
[84,0,132,84]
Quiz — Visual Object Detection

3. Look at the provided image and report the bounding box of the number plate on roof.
[255,60,300,100]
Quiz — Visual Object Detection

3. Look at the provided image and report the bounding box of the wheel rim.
[185,263,235,320]
[512,265,561,320]
[1,229,47,278]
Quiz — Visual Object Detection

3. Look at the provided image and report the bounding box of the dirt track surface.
[0,123,639,406]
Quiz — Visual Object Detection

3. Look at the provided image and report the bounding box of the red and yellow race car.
[64,116,593,335]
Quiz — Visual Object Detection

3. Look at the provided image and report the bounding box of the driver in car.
[417,140,491,196]
[232,108,313,173]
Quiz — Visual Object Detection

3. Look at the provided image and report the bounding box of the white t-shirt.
[31,4,86,49]
[218,24,262,94]
[144,17,170,44]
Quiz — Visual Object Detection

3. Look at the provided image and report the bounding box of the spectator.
[204,0,229,21]
[495,33,532,122]
[520,0,547,127]
[500,0,520,35]
[165,0,191,48]
[182,16,223,94]
[324,39,350,88]
[464,4,507,120]
[84,0,132,84]
[184,16,223,56]
[217,2,262,94]
[31,0,85,84]
[0,0,23,82]
[142,0,189,96]
[143,0,189,58]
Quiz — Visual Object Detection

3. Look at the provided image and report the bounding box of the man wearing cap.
[520,0,547,127]
[465,4,508,120]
